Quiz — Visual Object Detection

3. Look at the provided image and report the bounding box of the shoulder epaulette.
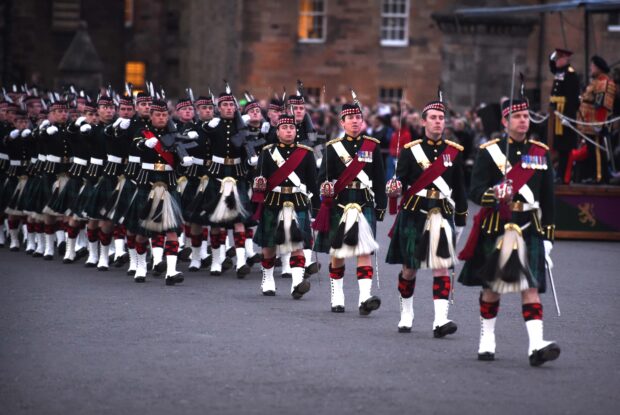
[480,138,500,149]
[529,139,549,150]
[296,143,312,151]
[445,139,464,151]
[363,135,380,144]
[262,144,274,150]
[326,137,344,146]
[404,139,422,149]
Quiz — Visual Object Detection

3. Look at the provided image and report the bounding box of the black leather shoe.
[478,352,495,361]
[331,306,345,313]
[236,264,251,278]
[178,247,192,261]
[226,246,235,258]
[134,276,146,283]
[281,272,292,279]
[529,343,561,367]
[201,256,212,268]
[262,290,276,296]
[433,321,458,338]
[222,257,233,271]
[152,261,166,276]
[291,280,311,300]
[113,252,129,267]
[359,296,381,316]
[43,255,54,261]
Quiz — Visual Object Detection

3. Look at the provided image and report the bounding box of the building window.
[381,0,409,47]
[52,0,81,32]
[125,61,145,87]
[124,0,134,28]
[609,12,620,32]
[305,87,321,100]
[298,0,327,43]
[379,87,403,103]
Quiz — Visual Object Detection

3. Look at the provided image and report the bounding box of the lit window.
[381,0,409,47]
[609,12,620,32]
[125,0,134,28]
[379,87,403,103]
[298,0,327,43]
[125,61,145,87]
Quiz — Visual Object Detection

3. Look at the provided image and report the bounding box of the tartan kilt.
[73,179,95,220]
[22,173,53,218]
[458,225,547,293]
[46,174,81,216]
[199,177,251,227]
[254,206,313,249]
[134,183,183,238]
[314,204,377,254]
[123,185,149,235]
[385,209,427,268]
[82,175,118,220]
[179,176,200,222]
[4,175,28,215]
[108,178,138,225]
[0,175,17,211]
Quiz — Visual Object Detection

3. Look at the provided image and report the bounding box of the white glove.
[241,114,251,124]
[181,156,193,167]
[455,226,465,244]
[144,137,158,148]
[247,155,259,167]
[21,129,32,138]
[208,118,220,128]
[187,131,199,139]
[260,121,270,134]
[39,120,50,129]
[113,118,123,128]
[75,116,86,127]
[315,157,323,169]
[46,126,58,135]
[119,118,131,130]
[543,240,553,269]
[9,129,20,139]
[80,124,92,133]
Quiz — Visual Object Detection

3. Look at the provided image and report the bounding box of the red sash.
[458,144,547,260]
[312,139,377,232]
[143,130,175,167]
[387,144,459,237]
[251,147,307,220]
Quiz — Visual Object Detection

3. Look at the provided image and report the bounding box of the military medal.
[357,150,373,163]
[442,154,452,167]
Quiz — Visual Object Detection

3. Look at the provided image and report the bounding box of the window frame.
[298,0,328,44]
[125,61,146,88]
[379,87,404,103]
[380,0,410,47]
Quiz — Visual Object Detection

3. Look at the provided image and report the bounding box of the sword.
[546,260,561,317]
[374,247,381,290]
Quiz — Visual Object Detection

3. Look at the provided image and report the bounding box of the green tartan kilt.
[458,225,547,293]
[73,179,95,219]
[198,177,252,228]
[180,176,200,222]
[82,175,118,220]
[313,204,377,254]
[0,175,17,211]
[254,207,312,249]
[109,178,137,225]
[126,184,183,237]
[23,173,53,215]
[385,209,427,268]
[47,175,82,216]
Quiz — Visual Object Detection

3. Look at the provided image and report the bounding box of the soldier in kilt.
[58,101,98,263]
[385,100,468,336]
[2,110,33,251]
[39,101,72,260]
[0,102,19,247]
[252,114,320,298]
[313,102,386,315]
[199,86,252,278]
[79,95,118,270]
[128,99,192,285]
[177,96,213,272]
[458,99,560,366]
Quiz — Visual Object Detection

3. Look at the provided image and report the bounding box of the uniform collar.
[426,138,443,146]
[508,136,528,145]
[278,142,295,148]
[345,134,361,141]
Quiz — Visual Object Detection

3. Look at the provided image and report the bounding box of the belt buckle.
[154,163,166,172]
[224,157,234,165]
[427,189,439,199]
[280,187,293,194]
[511,201,524,212]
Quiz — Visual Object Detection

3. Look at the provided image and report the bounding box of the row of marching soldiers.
[0,83,560,366]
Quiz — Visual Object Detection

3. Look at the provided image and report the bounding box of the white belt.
[272,186,303,193]
[90,157,104,166]
[0,153,8,160]
[30,157,38,164]
[38,155,47,162]
[141,162,173,171]
[10,160,22,166]
[211,156,241,165]
[73,157,88,166]
[107,155,123,164]
[128,156,140,163]
[47,155,61,163]
[192,157,204,165]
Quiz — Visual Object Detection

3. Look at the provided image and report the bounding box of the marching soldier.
[252,114,320,297]
[572,55,616,184]
[385,99,468,336]
[129,99,192,284]
[313,100,386,315]
[548,48,580,182]
[458,98,560,367]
